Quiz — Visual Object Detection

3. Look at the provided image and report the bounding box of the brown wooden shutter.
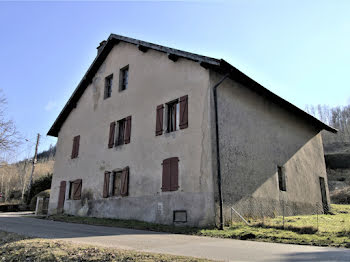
[179,95,188,129]
[120,167,129,196]
[170,157,179,191]
[71,135,80,159]
[71,137,76,159]
[73,179,82,200]
[162,158,171,191]
[108,122,116,148]
[75,136,80,158]
[156,104,164,136]
[124,116,132,144]
[103,172,110,198]
[57,181,66,211]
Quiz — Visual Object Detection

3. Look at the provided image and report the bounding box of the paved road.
[1,212,350,261]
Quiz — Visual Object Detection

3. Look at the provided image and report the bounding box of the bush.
[25,173,52,204]
[331,186,350,204]
[29,189,50,211]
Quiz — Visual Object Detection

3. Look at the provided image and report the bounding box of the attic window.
[104,74,113,99]
[119,65,129,91]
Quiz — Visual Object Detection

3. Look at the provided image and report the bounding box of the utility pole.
[27,133,40,203]
[21,160,28,201]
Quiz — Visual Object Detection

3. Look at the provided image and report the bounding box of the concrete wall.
[210,71,330,225]
[48,42,215,227]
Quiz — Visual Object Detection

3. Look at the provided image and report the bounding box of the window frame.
[166,99,180,133]
[112,170,123,197]
[277,166,286,191]
[119,65,129,92]
[116,118,126,146]
[68,181,73,199]
[104,74,113,99]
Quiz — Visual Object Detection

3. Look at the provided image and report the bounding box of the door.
[319,177,328,214]
[57,181,66,213]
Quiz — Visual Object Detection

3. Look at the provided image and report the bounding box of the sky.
[0,0,349,162]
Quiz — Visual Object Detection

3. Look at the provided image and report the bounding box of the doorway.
[57,181,66,213]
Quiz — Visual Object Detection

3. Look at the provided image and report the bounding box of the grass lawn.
[41,204,350,248]
[0,231,212,262]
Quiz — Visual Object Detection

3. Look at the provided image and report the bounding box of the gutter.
[212,73,230,230]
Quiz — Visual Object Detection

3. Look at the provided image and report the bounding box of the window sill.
[105,195,127,199]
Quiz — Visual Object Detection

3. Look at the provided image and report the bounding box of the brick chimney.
[97,40,107,55]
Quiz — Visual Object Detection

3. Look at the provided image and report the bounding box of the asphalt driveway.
[0,212,350,261]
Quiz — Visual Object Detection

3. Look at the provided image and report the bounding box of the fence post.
[316,203,319,232]
[282,201,285,229]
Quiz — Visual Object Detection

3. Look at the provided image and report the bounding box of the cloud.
[45,100,57,111]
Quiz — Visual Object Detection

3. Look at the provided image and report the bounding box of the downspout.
[212,73,230,230]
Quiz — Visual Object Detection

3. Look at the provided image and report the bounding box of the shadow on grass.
[252,222,318,234]
[282,250,350,261]
[44,214,206,235]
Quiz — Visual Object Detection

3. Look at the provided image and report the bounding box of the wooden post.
[27,134,40,203]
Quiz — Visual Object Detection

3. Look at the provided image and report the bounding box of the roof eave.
[215,59,337,134]
[47,34,337,137]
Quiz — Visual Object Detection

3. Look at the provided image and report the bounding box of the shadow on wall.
[281,250,350,262]
[216,79,327,221]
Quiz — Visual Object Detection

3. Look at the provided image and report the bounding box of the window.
[162,157,179,192]
[112,171,123,196]
[277,166,286,191]
[167,100,180,133]
[116,119,125,145]
[71,135,80,159]
[104,74,113,99]
[155,95,188,136]
[111,116,131,146]
[68,179,82,200]
[68,181,74,199]
[102,167,129,198]
[119,66,129,91]
[173,210,187,223]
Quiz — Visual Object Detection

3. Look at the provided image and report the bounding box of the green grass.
[41,204,350,248]
[0,231,212,262]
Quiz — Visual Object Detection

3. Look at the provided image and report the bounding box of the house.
[47,34,336,228]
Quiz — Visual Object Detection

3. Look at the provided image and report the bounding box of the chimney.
[97,40,107,55]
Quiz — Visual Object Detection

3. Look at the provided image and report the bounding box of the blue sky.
[0,0,349,161]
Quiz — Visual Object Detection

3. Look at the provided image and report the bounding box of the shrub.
[331,186,350,204]
[25,173,52,204]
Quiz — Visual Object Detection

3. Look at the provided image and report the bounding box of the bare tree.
[306,103,350,148]
[0,91,19,156]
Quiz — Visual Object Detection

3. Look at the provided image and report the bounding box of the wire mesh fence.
[229,197,336,233]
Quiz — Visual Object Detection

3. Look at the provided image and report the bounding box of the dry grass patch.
[0,231,212,262]
[41,205,350,248]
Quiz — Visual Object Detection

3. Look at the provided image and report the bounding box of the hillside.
[324,141,350,204]
[0,146,55,202]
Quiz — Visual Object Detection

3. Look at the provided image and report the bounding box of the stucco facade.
[210,71,330,225]
[49,41,215,227]
[48,34,334,227]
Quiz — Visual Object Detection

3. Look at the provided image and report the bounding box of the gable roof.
[47,34,337,137]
